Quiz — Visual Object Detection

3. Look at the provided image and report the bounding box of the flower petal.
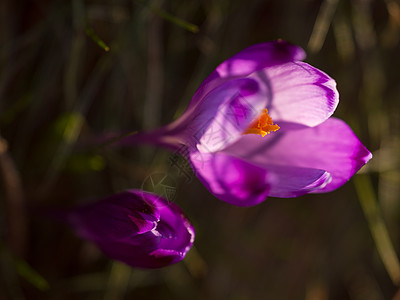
[226,117,372,193]
[189,152,271,206]
[115,78,267,153]
[66,190,195,268]
[152,197,195,260]
[215,40,306,78]
[251,61,339,127]
[113,41,317,151]
[187,40,305,112]
[190,152,332,205]
[95,197,195,268]
[262,164,332,197]
[72,191,160,241]
[94,240,184,269]
[165,78,270,153]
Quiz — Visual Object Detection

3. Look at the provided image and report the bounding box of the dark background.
[1,0,400,299]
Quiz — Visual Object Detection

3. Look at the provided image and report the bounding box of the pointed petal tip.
[363,148,373,164]
[351,143,373,176]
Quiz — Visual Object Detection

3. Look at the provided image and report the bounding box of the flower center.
[244,109,280,137]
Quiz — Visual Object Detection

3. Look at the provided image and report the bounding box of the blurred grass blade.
[333,12,355,61]
[40,112,85,194]
[136,0,199,33]
[308,0,339,53]
[183,246,208,279]
[85,26,110,52]
[0,242,49,291]
[62,112,84,143]
[15,258,50,291]
[149,5,199,33]
[104,261,132,300]
[354,175,400,286]
[352,0,376,51]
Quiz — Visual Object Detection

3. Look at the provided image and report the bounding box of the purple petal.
[71,191,160,241]
[115,78,267,153]
[172,41,306,149]
[66,190,195,268]
[225,117,372,194]
[112,41,325,151]
[189,79,269,152]
[189,152,272,206]
[252,61,338,127]
[190,151,331,203]
[216,40,306,78]
[157,78,270,153]
[151,197,195,261]
[94,197,195,268]
[95,241,183,269]
[188,40,305,112]
[261,164,332,197]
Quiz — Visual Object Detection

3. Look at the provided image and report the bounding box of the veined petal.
[112,41,323,151]
[251,61,339,127]
[168,78,270,153]
[115,78,268,153]
[187,40,305,112]
[226,117,372,193]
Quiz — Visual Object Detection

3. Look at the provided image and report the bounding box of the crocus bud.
[64,190,194,268]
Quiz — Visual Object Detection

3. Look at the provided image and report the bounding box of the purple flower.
[120,40,372,206]
[63,190,195,268]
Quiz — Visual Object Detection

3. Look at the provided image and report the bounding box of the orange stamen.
[244,109,280,137]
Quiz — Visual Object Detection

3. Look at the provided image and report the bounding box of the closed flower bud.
[64,190,194,269]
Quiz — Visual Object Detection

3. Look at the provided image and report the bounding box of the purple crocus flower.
[120,40,372,206]
[62,190,195,268]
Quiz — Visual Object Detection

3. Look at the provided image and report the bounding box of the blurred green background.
[1,0,400,299]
